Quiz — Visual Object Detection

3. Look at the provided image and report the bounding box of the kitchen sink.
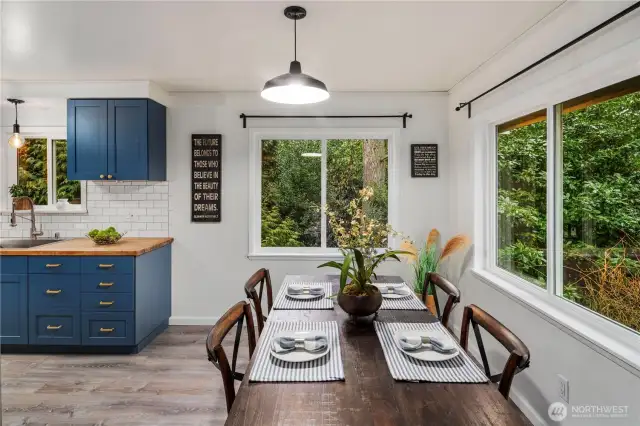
[0,239,63,249]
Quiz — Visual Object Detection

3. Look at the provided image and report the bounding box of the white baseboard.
[169,316,220,325]
[450,324,548,426]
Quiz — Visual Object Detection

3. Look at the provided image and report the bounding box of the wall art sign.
[191,134,221,222]
[411,144,438,178]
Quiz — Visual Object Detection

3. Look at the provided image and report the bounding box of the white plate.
[373,282,405,289]
[285,291,325,300]
[393,330,460,362]
[382,292,412,299]
[269,330,330,363]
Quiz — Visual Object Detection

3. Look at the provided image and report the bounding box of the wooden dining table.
[226,275,531,425]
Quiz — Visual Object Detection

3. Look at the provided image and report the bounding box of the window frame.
[1,127,87,214]
[248,128,399,260]
[477,82,640,376]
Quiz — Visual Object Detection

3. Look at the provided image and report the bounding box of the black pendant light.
[7,99,25,148]
[261,6,329,105]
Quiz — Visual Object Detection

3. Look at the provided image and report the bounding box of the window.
[496,110,547,288]
[251,129,395,257]
[492,75,640,335]
[559,77,640,333]
[4,130,85,211]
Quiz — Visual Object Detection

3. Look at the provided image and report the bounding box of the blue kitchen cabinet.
[0,256,28,344]
[67,98,166,181]
[1,244,171,353]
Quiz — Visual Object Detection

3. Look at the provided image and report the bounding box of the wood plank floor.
[1,326,248,426]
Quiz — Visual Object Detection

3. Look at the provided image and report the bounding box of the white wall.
[167,92,449,324]
[448,2,640,425]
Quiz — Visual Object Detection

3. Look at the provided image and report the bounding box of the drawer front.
[29,275,81,312]
[81,292,133,312]
[81,274,133,293]
[29,256,80,274]
[30,312,80,345]
[82,312,134,345]
[81,257,133,275]
[0,256,28,274]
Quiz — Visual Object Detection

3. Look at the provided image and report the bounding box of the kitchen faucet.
[10,197,44,239]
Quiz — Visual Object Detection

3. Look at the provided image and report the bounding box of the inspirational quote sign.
[191,134,221,222]
[411,144,438,178]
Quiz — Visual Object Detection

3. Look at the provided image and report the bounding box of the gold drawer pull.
[99,282,114,288]
[99,327,115,333]
[46,264,62,268]
[45,289,62,294]
[99,301,114,306]
[98,264,114,269]
[47,325,63,330]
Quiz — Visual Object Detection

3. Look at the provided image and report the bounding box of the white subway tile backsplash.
[1,181,169,239]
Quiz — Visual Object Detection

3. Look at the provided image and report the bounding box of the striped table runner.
[374,321,488,383]
[376,283,426,311]
[273,281,334,310]
[249,321,345,382]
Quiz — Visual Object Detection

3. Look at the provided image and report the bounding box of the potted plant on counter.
[402,229,470,315]
[318,187,409,317]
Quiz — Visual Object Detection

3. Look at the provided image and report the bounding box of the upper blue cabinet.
[67,98,166,181]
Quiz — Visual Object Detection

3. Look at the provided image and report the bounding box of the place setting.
[374,282,428,310]
[272,279,334,310]
[374,321,488,383]
[248,321,345,382]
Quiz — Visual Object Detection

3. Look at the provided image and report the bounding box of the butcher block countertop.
[0,237,174,256]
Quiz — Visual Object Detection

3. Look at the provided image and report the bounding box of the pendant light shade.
[261,6,329,105]
[7,99,25,149]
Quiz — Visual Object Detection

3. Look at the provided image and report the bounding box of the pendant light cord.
[294,19,297,61]
[14,102,18,125]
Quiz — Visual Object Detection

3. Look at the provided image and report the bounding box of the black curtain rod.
[239,113,412,128]
[455,1,640,118]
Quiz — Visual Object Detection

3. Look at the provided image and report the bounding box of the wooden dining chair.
[205,301,257,413]
[423,272,461,329]
[243,268,273,334]
[460,304,530,399]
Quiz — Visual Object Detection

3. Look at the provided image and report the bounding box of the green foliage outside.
[497,90,640,331]
[261,139,388,248]
[11,139,81,205]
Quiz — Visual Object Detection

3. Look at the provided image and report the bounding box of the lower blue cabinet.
[30,312,81,345]
[81,292,134,311]
[82,312,134,345]
[29,274,81,311]
[0,274,28,344]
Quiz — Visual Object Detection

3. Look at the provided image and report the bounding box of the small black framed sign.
[191,134,222,222]
[411,144,438,178]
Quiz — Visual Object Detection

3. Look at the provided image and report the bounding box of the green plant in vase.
[318,187,410,316]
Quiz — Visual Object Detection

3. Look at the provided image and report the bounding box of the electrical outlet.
[558,374,569,403]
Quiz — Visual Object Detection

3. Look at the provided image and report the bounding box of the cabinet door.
[67,99,108,180]
[108,99,148,180]
[0,274,28,344]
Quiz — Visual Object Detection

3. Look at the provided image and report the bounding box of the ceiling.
[1,1,563,92]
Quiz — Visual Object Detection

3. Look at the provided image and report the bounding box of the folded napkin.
[398,331,456,354]
[271,333,329,354]
[287,284,325,296]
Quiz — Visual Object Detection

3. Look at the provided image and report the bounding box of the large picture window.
[251,130,395,257]
[493,75,640,334]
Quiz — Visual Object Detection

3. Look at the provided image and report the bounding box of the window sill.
[471,268,640,378]
[247,252,344,261]
[0,207,88,216]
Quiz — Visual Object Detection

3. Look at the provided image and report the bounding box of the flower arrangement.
[319,187,409,298]
[402,229,470,296]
